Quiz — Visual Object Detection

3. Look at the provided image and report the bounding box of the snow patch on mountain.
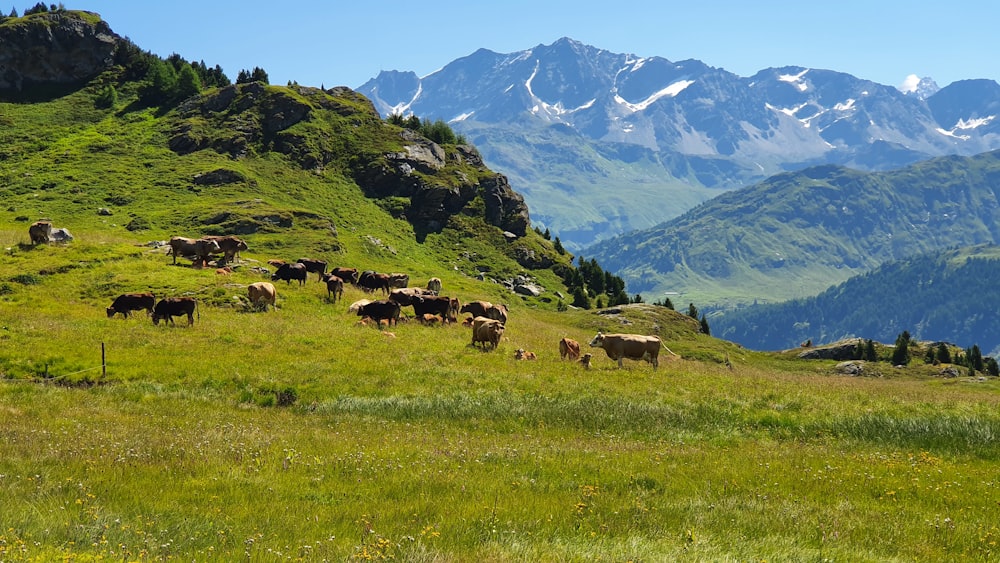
[615,80,694,112]
[779,69,810,92]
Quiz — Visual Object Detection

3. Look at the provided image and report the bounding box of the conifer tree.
[891,331,911,366]
[864,339,878,362]
[936,342,952,364]
[688,303,699,320]
[700,315,711,336]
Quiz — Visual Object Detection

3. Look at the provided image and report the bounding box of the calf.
[579,353,593,370]
[247,282,277,311]
[322,274,344,303]
[515,349,537,360]
[106,293,155,319]
[152,297,198,326]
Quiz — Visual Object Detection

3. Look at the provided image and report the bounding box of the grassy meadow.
[2,229,1000,561]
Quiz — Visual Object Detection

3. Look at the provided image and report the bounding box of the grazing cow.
[358,271,391,295]
[203,235,248,264]
[247,282,276,311]
[28,220,52,244]
[471,316,504,350]
[460,300,507,324]
[167,237,221,266]
[271,262,308,285]
[388,287,435,307]
[411,295,457,323]
[588,332,662,369]
[321,274,344,303]
[387,273,409,289]
[330,267,359,285]
[559,338,581,361]
[426,277,442,294]
[152,297,198,326]
[297,258,328,281]
[49,228,73,242]
[348,299,373,312]
[356,300,401,327]
[579,353,593,369]
[106,293,155,319]
[515,349,537,360]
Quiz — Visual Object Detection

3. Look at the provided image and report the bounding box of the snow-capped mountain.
[358,38,1000,250]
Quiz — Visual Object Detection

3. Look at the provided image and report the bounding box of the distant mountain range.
[358,38,1000,252]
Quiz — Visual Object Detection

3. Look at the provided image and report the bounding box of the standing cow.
[106,293,155,318]
[460,301,508,324]
[559,337,581,360]
[330,267,359,285]
[28,221,52,245]
[471,316,504,350]
[358,271,391,295]
[387,273,409,289]
[426,277,442,294]
[322,274,344,303]
[271,262,308,285]
[356,300,401,327]
[588,332,662,369]
[152,297,198,326]
[203,235,249,264]
[167,237,222,266]
[297,258,328,281]
[247,282,276,311]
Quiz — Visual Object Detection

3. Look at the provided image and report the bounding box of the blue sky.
[71,1,997,91]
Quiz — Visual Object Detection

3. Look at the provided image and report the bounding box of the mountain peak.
[899,74,940,99]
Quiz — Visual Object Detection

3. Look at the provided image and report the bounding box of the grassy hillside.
[3,12,1000,561]
[587,151,1000,306]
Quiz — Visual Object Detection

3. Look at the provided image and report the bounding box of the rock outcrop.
[0,10,121,92]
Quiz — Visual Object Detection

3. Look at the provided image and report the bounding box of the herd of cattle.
[92,232,668,369]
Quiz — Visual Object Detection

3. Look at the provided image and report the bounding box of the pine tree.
[891,331,911,366]
[700,315,711,336]
[250,66,269,84]
[176,63,202,100]
[985,357,999,377]
[571,286,590,309]
[688,303,699,320]
[864,339,877,362]
[936,342,952,364]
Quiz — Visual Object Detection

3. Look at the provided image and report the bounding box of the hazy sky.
[71,1,997,91]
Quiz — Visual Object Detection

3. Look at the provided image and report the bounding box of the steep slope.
[585,151,1000,304]
[712,245,1000,356]
[358,38,1000,250]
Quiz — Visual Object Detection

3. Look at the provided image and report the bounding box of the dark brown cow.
[411,295,457,323]
[559,337,581,361]
[106,293,155,318]
[297,258,328,281]
[356,300,401,326]
[322,274,344,303]
[203,235,248,264]
[28,220,52,245]
[330,267,359,285]
[271,262,308,285]
[460,300,507,324]
[358,271,391,295]
[152,297,198,326]
[247,282,276,311]
[471,316,504,350]
[388,287,436,307]
[588,332,662,369]
[167,237,222,266]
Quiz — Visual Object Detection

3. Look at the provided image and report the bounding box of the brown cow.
[322,274,344,303]
[106,293,155,319]
[152,297,198,326]
[588,332,662,369]
[358,271,391,295]
[28,220,52,245]
[247,282,276,311]
[297,258,328,281]
[419,313,443,325]
[471,316,504,350]
[167,237,221,266]
[412,295,457,323]
[330,267,359,285]
[579,353,593,370]
[559,338,581,361]
[460,300,508,324]
[203,235,248,264]
[388,287,436,307]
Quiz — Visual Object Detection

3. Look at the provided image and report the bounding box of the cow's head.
[589,332,606,347]
[106,307,116,318]
[152,314,162,325]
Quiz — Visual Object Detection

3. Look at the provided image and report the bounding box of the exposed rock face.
[0,11,121,92]
[798,338,864,361]
[481,173,530,236]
